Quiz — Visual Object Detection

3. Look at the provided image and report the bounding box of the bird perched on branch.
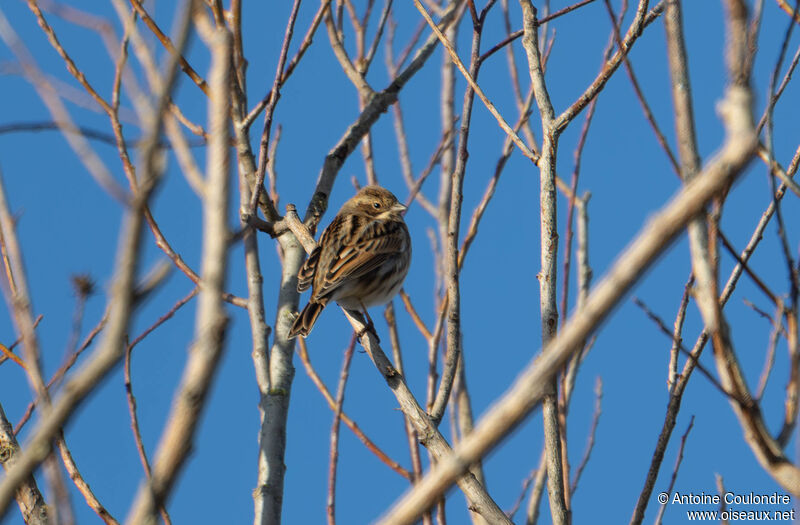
[288,185,412,338]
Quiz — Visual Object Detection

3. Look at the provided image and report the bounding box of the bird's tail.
[288,301,325,338]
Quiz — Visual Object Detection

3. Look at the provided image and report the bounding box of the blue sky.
[1,0,800,524]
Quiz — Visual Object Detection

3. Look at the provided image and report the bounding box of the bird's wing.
[314,217,407,300]
[297,245,321,292]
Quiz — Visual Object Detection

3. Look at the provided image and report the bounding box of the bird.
[288,185,412,339]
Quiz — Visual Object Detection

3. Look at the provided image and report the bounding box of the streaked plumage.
[289,186,411,338]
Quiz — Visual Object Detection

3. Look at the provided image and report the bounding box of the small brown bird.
[288,186,412,338]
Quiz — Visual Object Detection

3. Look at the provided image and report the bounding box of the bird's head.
[344,186,406,220]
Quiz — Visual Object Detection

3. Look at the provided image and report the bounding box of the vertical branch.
[426,15,466,430]
[517,1,568,522]
[668,277,692,392]
[500,0,539,151]
[235,8,291,524]
[384,304,433,525]
[437,15,458,274]
[252,5,462,522]
[428,12,483,425]
[762,3,800,446]
[632,7,716,521]
[556,77,601,503]
[558,101,598,328]
[244,188,274,525]
[249,0,300,221]
[452,352,488,525]
[0,402,48,525]
[125,16,232,525]
[245,160,276,525]
[255,239,303,525]
[664,0,715,327]
[525,451,548,525]
[326,336,356,525]
[558,195,593,502]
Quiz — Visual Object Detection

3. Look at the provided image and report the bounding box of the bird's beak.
[391,202,407,213]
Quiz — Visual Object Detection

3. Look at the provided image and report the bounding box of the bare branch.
[296,336,412,479]
[0,7,128,204]
[570,378,602,495]
[327,336,357,525]
[517,1,568,521]
[128,0,209,94]
[250,0,301,219]
[653,416,695,525]
[342,309,512,525]
[125,16,232,524]
[0,0,192,515]
[376,79,758,525]
[413,0,537,162]
[0,403,49,525]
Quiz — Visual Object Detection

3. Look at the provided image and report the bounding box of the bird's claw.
[356,317,380,343]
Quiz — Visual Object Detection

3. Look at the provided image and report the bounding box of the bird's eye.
[373,202,381,209]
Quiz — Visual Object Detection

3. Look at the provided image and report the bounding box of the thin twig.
[479,0,600,63]
[250,0,301,220]
[632,297,729,396]
[128,0,209,94]
[399,290,432,340]
[296,337,412,479]
[327,335,357,525]
[506,467,536,521]
[553,1,665,133]
[524,451,548,525]
[0,7,128,204]
[570,377,602,495]
[243,0,332,127]
[755,302,785,400]
[653,416,695,525]
[602,0,680,175]
[413,0,537,162]
[384,303,433,525]
[669,277,693,392]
